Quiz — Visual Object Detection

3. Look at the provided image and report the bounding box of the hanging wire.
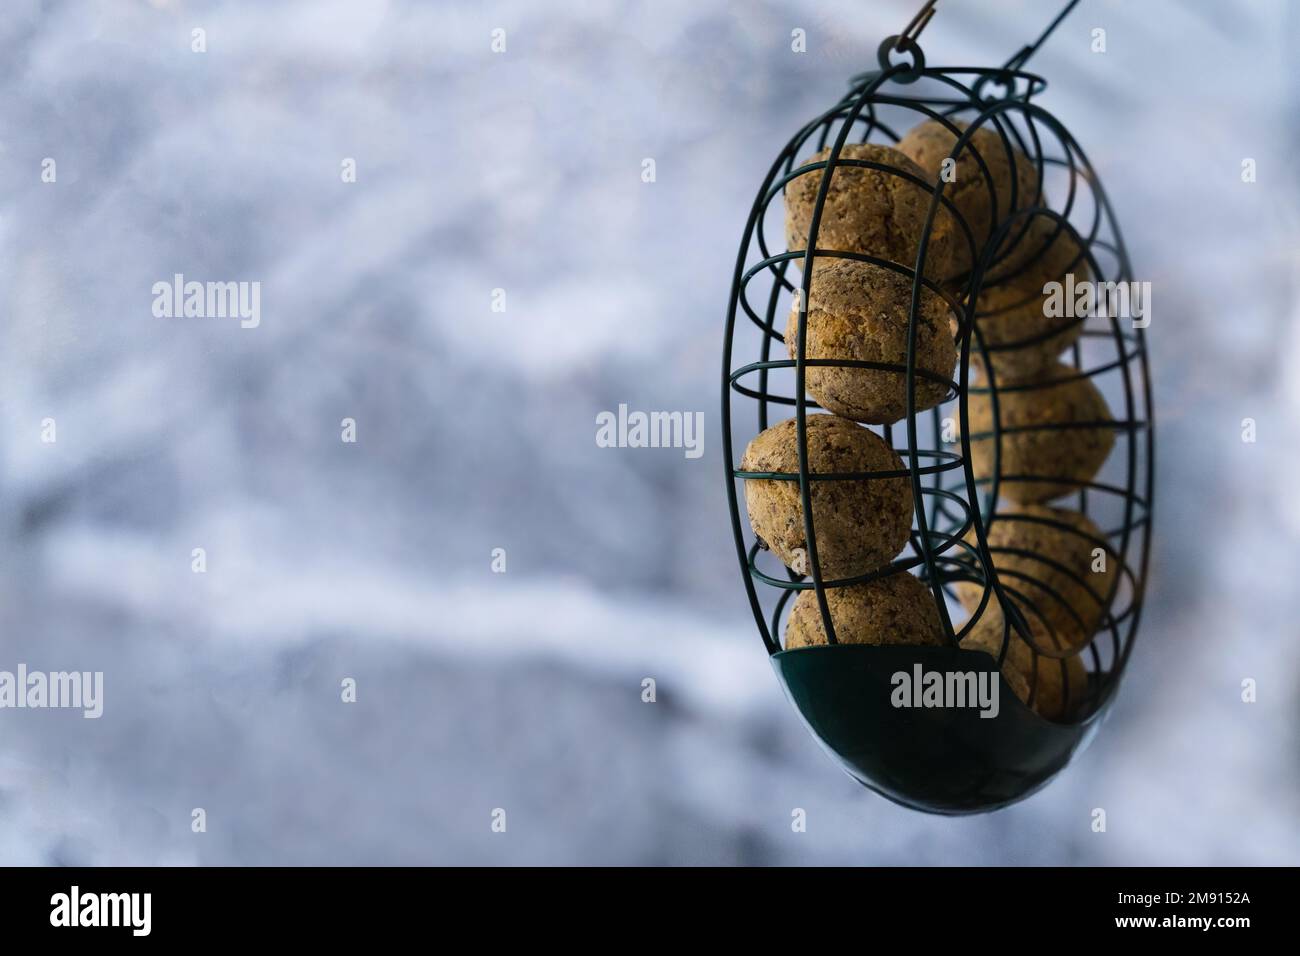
[895,0,939,51]
[895,0,1082,69]
[1003,0,1082,71]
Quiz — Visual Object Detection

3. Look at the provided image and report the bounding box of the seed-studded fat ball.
[967,363,1115,504]
[983,212,1089,285]
[967,217,1090,379]
[784,572,945,649]
[741,415,912,579]
[785,258,957,425]
[962,608,1087,720]
[896,118,1039,276]
[955,505,1116,650]
[784,143,956,280]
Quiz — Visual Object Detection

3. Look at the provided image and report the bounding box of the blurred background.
[1,0,1297,864]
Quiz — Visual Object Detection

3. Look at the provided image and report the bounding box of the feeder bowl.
[772,644,1107,813]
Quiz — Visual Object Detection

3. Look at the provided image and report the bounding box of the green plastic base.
[771,643,1107,814]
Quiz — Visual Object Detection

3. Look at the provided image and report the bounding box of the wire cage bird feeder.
[721,0,1153,813]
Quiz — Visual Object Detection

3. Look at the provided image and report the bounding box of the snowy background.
[1,0,1298,864]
